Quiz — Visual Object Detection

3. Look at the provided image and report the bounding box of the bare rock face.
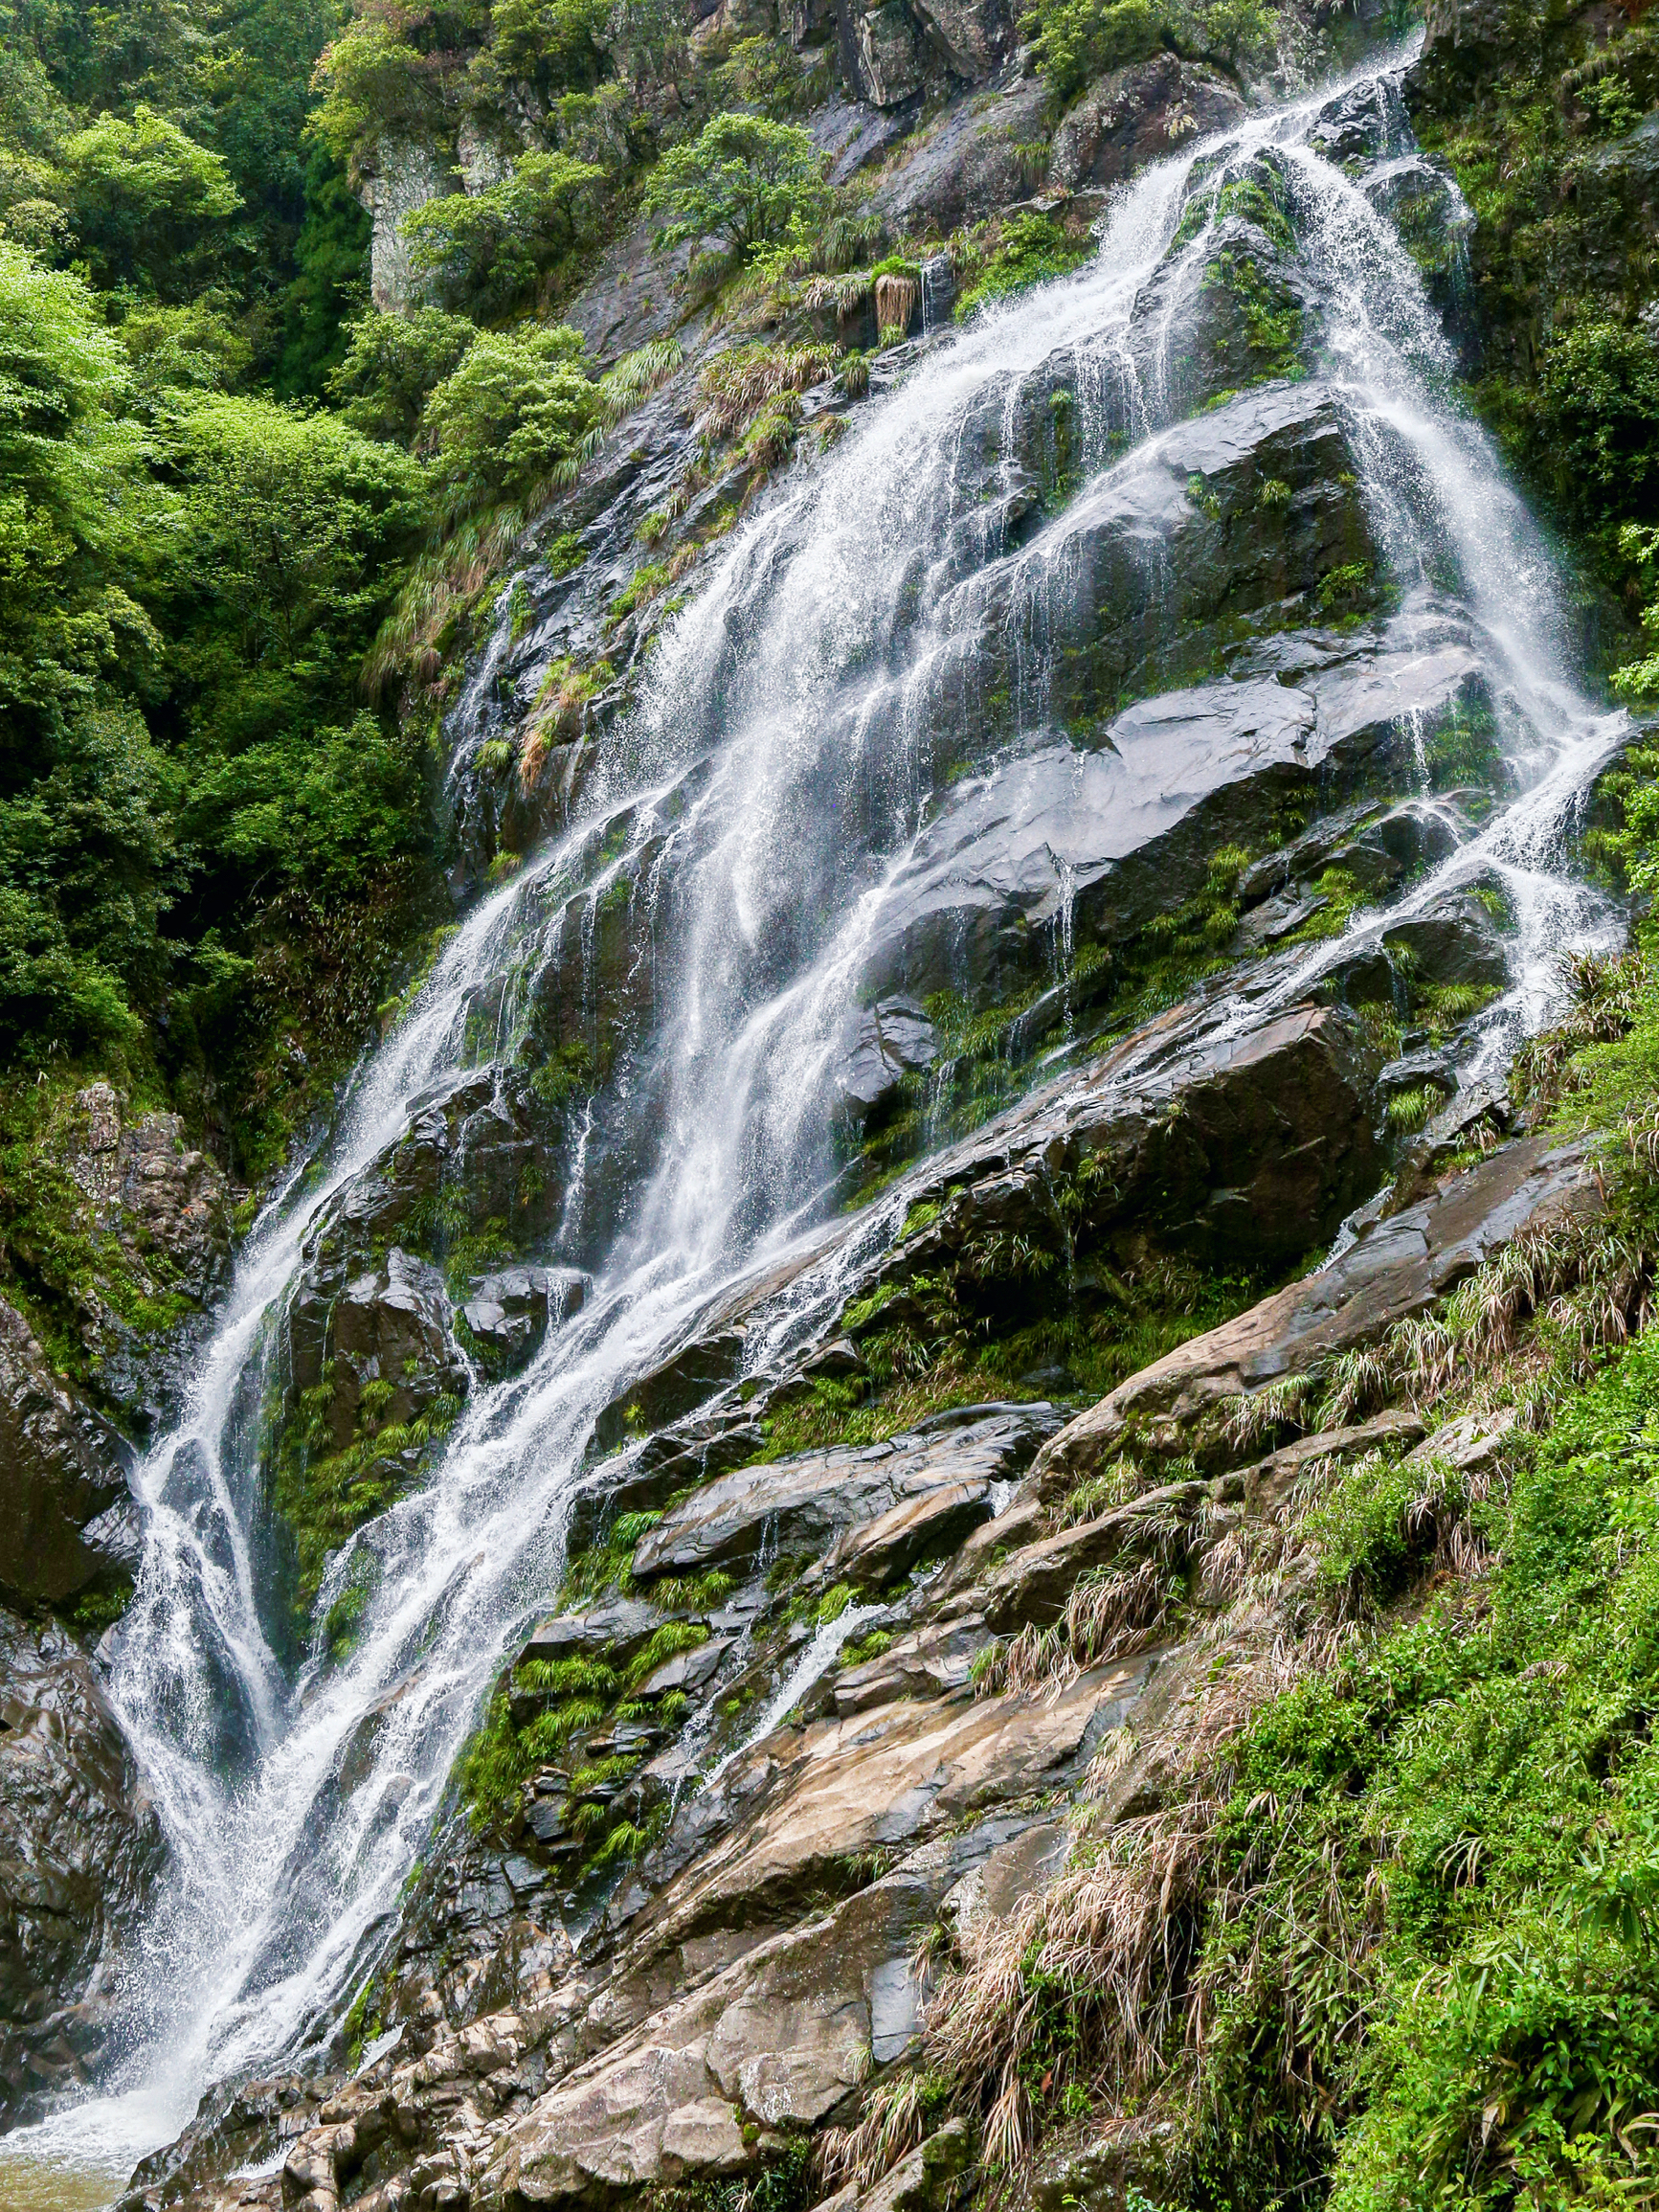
[870,73,1050,225]
[838,0,928,103]
[357,138,447,313]
[1052,55,1246,193]
[0,1606,166,2123]
[0,1298,136,1610]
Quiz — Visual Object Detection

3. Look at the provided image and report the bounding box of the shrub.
[643,111,830,260]
[422,324,597,513]
[328,307,475,443]
[403,150,606,318]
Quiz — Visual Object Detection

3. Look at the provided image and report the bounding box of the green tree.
[161,389,425,753]
[402,147,603,316]
[642,111,829,260]
[0,246,177,1055]
[275,142,372,395]
[186,709,419,902]
[328,304,473,441]
[61,104,242,297]
[421,322,595,511]
[470,0,611,104]
[1530,321,1659,537]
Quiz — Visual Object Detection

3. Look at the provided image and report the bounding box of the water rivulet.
[10,41,1632,2198]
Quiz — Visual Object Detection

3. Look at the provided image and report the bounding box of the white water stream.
[4,39,1631,2200]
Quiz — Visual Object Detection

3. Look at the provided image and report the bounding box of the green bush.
[954,212,1094,319]
[1020,0,1278,104]
[403,150,605,318]
[61,104,241,298]
[328,306,475,443]
[422,323,597,514]
[1529,322,1659,539]
[643,111,830,261]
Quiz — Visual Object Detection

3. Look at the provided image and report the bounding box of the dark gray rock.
[462,1266,588,1368]
[0,1606,167,2122]
[870,72,1050,226]
[836,998,939,1122]
[632,1404,1060,1578]
[294,1247,468,1458]
[1033,1134,1599,1483]
[1053,55,1245,193]
[1378,1050,1456,1096]
[0,1298,136,1609]
[838,0,928,104]
[1383,890,1510,986]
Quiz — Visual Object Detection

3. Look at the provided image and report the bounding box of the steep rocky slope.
[59,21,1657,2212]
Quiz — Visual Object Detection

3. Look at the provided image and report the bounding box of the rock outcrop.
[0,1607,166,2124]
[0,1300,137,1610]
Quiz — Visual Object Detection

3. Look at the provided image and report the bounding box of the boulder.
[296,1247,468,1457]
[822,1477,995,1587]
[463,1266,589,1368]
[0,1298,136,1608]
[0,1606,167,2123]
[1053,56,1246,193]
[1383,891,1510,986]
[835,998,939,1123]
[908,0,1012,79]
[631,1405,1060,1579]
[1031,1135,1598,1485]
[50,1081,238,1433]
[837,0,927,104]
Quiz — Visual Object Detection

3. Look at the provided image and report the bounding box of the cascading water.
[6,36,1633,2198]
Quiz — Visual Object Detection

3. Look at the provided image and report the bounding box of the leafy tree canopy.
[61,104,242,296]
[642,111,829,260]
[422,322,594,509]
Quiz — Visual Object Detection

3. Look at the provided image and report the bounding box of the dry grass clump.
[696,342,841,440]
[1209,1211,1650,1462]
[1219,1373,1315,1456]
[818,2074,930,2193]
[930,1621,1322,2166]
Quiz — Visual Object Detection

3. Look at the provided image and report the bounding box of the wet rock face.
[630,1404,1060,1578]
[296,1249,470,1457]
[0,1299,136,1610]
[1033,1134,1599,1483]
[462,1267,589,1370]
[0,1606,166,2124]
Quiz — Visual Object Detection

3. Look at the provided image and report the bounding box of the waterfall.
[6,37,1631,2190]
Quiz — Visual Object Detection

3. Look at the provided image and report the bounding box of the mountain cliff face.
[7,0,1659,2205]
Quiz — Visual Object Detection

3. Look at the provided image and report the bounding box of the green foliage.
[1528,322,1659,543]
[404,150,606,318]
[1193,1340,1659,2209]
[643,111,830,260]
[954,212,1093,320]
[423,323,596,515]
[1020,0,1278,105]
[61,104,241,297]
[1612,526,1659,702]
[328,306,474,443]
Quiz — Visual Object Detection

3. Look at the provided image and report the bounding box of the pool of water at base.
[0,2148,124,2211]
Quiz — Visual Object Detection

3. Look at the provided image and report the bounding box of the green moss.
[953,213,1093,321]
